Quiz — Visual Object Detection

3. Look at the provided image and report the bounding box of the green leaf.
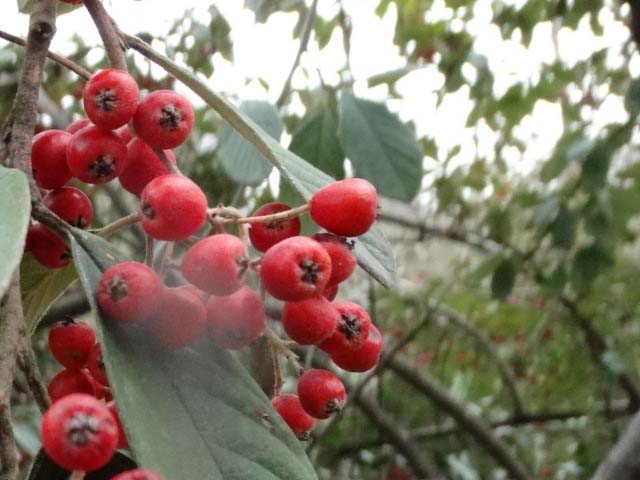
[0,166,31,297]
[532,197,560,233]
[289,108,345,179]
[491,259,517,300]
[28,450,136,480]
[18,0,81,15]
[338,92,422,201]
[624,78,640,115]
[70,231,317,480]
[129,38,395,287]
[570,244,613,294]
[20,255,77,334]
[550,205,577,249]
[219,100,283,185]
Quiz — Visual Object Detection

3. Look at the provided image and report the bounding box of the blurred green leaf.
[491,258,517,300]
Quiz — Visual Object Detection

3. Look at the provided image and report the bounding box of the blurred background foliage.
[4,0,640,478]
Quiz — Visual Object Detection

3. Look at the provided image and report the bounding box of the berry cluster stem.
[264,326,304,376]
[70,471,86,480]
[93,212,142,238]
[153,148,180,175]
[228,203,310,225]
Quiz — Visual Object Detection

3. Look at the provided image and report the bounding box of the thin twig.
[0,30,91,80]
[144,235,154,267]
[223,204,310,225]
[84,0,127,71]
[91,212,142,238]
[17,339,51,413]
[153,148,179,175]
[158,242,174,280]
[276,0,319,107]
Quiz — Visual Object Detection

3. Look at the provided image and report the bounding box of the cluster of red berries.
[26,68,196,268]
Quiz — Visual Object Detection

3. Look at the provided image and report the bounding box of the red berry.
[318,301,371,357]
[282,296,339,345]
[106,402,128,449]
[248,202,301,252]
[65,118,91,134]
[87,343,109,387]
[48,318,96,370]
[148,287,206,350]
[181,234,248,296]
[132,90,194,149]
[206,287,265,350]
[111,470,165,480]
[140,174,207,241]
[120,138,175,196]
[322,283,339,301]
[310,179,378,237]
[41,393,118,471]
[271,394,315,440]
[259,236,332,302]
[176,284,210,304]
[91,375,112,401]
[59,0,83,4]
[297,369,346,419]
[25,224,71,269]
[31,130,72,189]
[332,324,383,372]
[97,261,163,322]
[66,126,127,184]
[115,124,134,145]
[311,233,357,285]
[47,369,96,403]
[43,187,93,229]
[83,69,139,130]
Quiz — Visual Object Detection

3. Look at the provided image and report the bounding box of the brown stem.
[92,212,142,238]
[224,203,310,225]
[153,148,179,175]
[83,0,127,71]
[0,405,18,480]
[144,235,154,267]
[158,242,174,280]
[17,339,51,413]
[0,30,91,80]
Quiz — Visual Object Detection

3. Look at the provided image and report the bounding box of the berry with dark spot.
[332,324,383,372]
[271,394,315,440]
[31,130,72,189]
[248,202,301,252]
[43,187,93,229]
[282,296,339,345]
[48,318,95,370]
[120,138,175,196]
[25,224,71,269]
[83,69,139,130]
[206,287,265,350]
[132,90,194,149]
[312,233,357,285]
[297,369,346,419]
[66,126,126,184]
[319,301,371,357]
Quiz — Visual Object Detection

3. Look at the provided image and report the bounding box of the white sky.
[1,0,635,194]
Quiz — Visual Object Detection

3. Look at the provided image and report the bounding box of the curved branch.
[84,0,127,71]
[592,409,640,480]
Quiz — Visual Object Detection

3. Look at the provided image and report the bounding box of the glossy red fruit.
[297,369,346,419]
[259,236,332,302]
[48,318,96,370]
[120,138,175,196]
[83,69,139,130]
[206,287,265,350]
[116,124,134,144]
[149,288,206,350]
[111,470,165,480]
[176,284,210,304]
[41,393,118,471]
[310,179,378,237]
[282,296,339,345]
[91,375,111,401]
[87,343,109,387]
[248,202,301,252]
[106,402,128,449]
[66,126,127,184]
[181,234,248,296]
[31,130,72,189]
[332,324,383,372]
[25,224,71,269]
[312,233,356,285]
[271,394,315,440]
[65,118,91,134]
[132,90,194,149]
[322,283,339,301]
[97,262,163,322]
[43,187,93,229]
[140,174,207,241]
[319,301,371,357]
[47,369,96,403]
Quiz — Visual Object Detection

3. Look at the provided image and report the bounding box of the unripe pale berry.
[318,301,371,357]
[97,262,163,322]
[47,369,96,403]
[332,324,383,372]
[83,69,139,130]
[248,202,301,252]
[111,470,166,480]
[260,236,332,302]
[310,178,378,237]
[87,343,109,387]
[297,369,346,419]
[66,126,127,184]
[282,296,339,345]
[120,138,175,196]
[132,90,194,149]
[48,318,96,370]
[25,224,71,269]
[181,234,248,296]
[31,130,72,189]
[43,187,93,229]
[206,287,265,350]
[41,393,118,471]
[140,174,207,241]
[148,287,206,350]
[271,394,315,440]
[312,233,357,285]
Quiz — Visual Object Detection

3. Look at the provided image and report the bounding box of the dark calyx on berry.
[265,219,285,231]
[107,275,128,302]
[338,313,361,340]
[67,412,101,446]
[89,155,116,179]
[141,200,155,220]
[326,398,344,415]
[300,259,321,284]
[95,89,117,111]
[160,105,182,130]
